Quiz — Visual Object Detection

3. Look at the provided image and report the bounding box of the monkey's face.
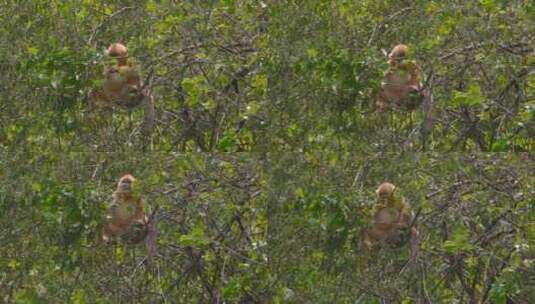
[376,183,396,201]
[117,174,136,193]
[106,68,120,79]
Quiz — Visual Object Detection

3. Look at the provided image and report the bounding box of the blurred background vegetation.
[0,0,534,303]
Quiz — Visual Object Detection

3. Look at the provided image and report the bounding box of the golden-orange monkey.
[99,174,147,244]
[376,44,422,111]
[360,182,418,249]
[89,43,144,109]
[106,43,141,88]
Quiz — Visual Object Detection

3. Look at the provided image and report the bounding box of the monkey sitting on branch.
[98,174,149,245]
[376,44,428,112]
[360,182,419,254]
[88,43,155,136]
[374,44,435,146]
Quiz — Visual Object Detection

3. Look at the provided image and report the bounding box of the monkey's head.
[388,44,409,64]
[117,174,136,193]
[107,43,128,58]
[106,43,129,65]
[375,182,396,202]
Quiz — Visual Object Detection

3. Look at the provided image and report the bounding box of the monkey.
[376,44,423,111]
[99,174,147,244]
[88,43,144,109]
[88,42,154,136]
[360,182,418,250]
[106,43,141,90]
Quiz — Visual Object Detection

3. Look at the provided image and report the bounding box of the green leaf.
[27,47,39,56]
[182,76,208,108]
[146,1,158,13]
[443,225,473,254]
[480,0,497,11]
[222,278,241,299]
[71,289,87,304]
[452,83,484,107]
[295,187,305,198]
[491,138,509,152]
[179,223,210,248]
[218,131,237,152]
[32,183,42,192]
[488,282,506,304]
[307,48,318,59]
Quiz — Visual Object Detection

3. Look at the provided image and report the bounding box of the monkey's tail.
[409,208,422,228]
[145,206,159,262]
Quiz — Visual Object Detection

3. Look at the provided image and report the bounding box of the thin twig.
[88,7,135,45]
[367,7,415,46]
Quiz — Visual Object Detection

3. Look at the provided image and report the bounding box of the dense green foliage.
[1,153,269,303]
[1,153,533,302]
[0,1,534,303]
[1,1,534,151]
[266,153,534,303]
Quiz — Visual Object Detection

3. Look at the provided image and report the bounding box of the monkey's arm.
[405,61,422,87]
[108,199,123,222]
[126,197,146,224]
